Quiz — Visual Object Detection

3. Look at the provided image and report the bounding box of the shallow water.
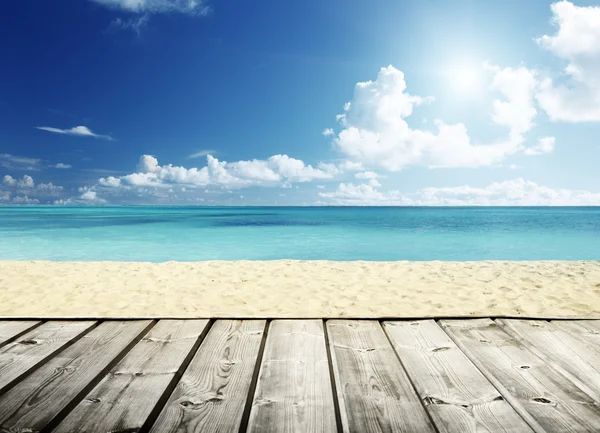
[1,206,599,261]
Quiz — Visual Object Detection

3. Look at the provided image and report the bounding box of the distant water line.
[0,206,599,261]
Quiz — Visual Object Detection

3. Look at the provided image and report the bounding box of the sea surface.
[0,206,599,261]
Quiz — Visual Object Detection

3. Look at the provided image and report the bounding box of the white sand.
[0,260,599,319]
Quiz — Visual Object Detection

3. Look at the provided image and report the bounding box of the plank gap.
[0,321,44,350]
[237,320,270,433]
[38,320,158,433]
[322,320,343,433]
[139,319,215,433]
[0,321,98,397]
[380,319,442,433]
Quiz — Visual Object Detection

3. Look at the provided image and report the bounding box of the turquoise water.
[0,206,599,261]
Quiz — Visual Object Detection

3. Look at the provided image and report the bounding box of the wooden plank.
[0,321,96,392]
[52,319,211,433]
[246,319,337,433]
[0,320,152,432]
[499,319,600,402]
[441,319,600,433]
[550,320,600,354]
[149,320,266,433]
[327,320,435,433]
[383,320,534,433]
[0,321,41,346]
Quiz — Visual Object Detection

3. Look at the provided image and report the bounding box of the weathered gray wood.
[441,319,600,433]
[328,320,436,433]
[246,320,337,433]
[149,320,266,433]
[0,321,41,346]
[383,320,534,433]
[52,319,211,433]
[499,319,600,402]
[0,321,95,391]
[550,321,600,354]
[0,320,152,432]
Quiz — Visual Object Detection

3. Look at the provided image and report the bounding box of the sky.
[1,0,600,206]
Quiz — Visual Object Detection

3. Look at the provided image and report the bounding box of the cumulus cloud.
[535,1,600,122]
[11,196,40,205]
[0,174,64,204]
[322,128,335,137]
[331,65,529,171]
[486,64,538,140]
[319,182,411,206]
[92,0,211,15]
[524,136,555,156]
[418,178,600,206]
[319,178,600,206]
[84,154,339,202]
[355,171,379,180]
[0,154,41,171]
[54,163,72,169]
[36,125,114,141]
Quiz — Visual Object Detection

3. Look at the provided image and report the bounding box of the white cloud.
[84,153,339,202]
[318,178,600,206]
[92,0,211,15]
[332,65,527,171]
[0,175,64,204]
[54,163,72,169]
[2,175,16,186]
[535,1,600,122]
[0,154,41,171]
[187,149,217,159]
[322,128,334,137]
[355,171,379,179]
[11,196,40,205]
[486,64,538,140]
[18,175,34,188]
[418,178,600,206]
[316,185,325,189]
[319,182,412,206]
[107,14,149,35]
[36,125,114,141]
[524,136,555,156]
[80,190,98,201]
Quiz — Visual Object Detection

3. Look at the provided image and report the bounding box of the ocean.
[0,206,599,261]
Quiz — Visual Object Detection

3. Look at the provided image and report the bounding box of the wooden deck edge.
[1,315,599,320]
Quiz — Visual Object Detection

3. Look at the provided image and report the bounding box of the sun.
[444,63,485,97]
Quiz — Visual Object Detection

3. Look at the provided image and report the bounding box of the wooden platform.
[0,319,599,432]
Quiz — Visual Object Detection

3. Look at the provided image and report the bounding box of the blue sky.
[1,0,600,205]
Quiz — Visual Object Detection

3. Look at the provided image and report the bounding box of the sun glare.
[445,63,485,98]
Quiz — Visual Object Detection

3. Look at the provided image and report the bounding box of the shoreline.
[1,260,599,319]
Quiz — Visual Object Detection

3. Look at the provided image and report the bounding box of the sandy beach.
[0,260,599,318]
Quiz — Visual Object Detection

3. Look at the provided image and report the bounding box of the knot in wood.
[532,397,553,404]
[85,397,101,403]
[431,346,450,352]
[19,339,38,345]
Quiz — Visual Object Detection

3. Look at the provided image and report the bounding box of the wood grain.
[0,320,152,432]
[550,321,600,354]
[149,320,266,433]
[441,319,600,433]
[383,320,534,433]
[246,319,337,433]
[499,319,600,402]
[0,321,40,346]
[0,321,95,392]
[52,319,210,433]
[328,320,436,433]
